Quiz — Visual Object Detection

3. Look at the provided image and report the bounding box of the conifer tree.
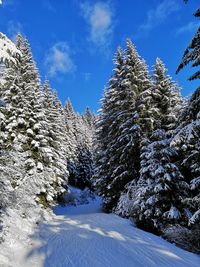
[179,87,200,126]
[84,106,95,127]
[63,98,77,168]
[41,81,69,196]
[0,33,23,210]
[152,58,183,134]
[93,47,125,199]
[129,130,189,232]
[176,8,200,81]
[171,95,200,226]
[116,58,185,227]
[0,34,68,205]
[93,47,126,210]
[0,32,21,67]
[94,40,154,211]
[64,98,76,119]
[63,99,79,182]
[0,103,13,209]
[75,110,94,189]
[63,99,94,189]
[174,7,200,226]
[73,141,94,189]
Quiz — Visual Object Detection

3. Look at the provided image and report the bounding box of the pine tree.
[152,58,183,134]
[0,32,21,67]
[0,34,68,206]
[64,98,76,119]
[63,99,77,170]
[63,99,80,183]
[93,47,127,210]
[74,111,94,189]
[179,87,200,126]
[171,104,200,226]
[116,58,185,228]
[94,40,154,211]
[93,47,125,200]
[41,81,69,198]
[63,99,94,189]
[84,106,95,127]
[176,8,200,81]
[174,7,200,226]
[0,86,25,212]
[130,130,189,232]
[0,33,23,211]
[0,103,12,210]
[73,142,94,189]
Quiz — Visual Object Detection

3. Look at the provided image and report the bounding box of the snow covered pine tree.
[63,99,94,189]
[0,33,68,210]
[94,40,154,211]
[0,33,22,211]
[116,55,185,234]
[172,7,200,227]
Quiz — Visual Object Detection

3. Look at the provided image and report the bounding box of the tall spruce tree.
[94,40,154,211]
[93,47,127,210]
[171,93,200,226]
[173,7,200,226]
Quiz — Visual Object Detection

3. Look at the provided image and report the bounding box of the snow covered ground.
[0,189,200,267]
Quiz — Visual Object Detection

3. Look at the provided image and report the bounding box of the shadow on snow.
[25,202,200,267]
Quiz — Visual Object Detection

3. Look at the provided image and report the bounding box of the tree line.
[0,33,95,212]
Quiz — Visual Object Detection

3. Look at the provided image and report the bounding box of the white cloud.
[139,0,179,33]
[1,0,16,7]
[176,21,200,35]
[45,42,76,77]
[80,1,114,49]
[7,20,23,40]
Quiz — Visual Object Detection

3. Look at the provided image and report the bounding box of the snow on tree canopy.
[0,99,5,107]
[0,32,21,66]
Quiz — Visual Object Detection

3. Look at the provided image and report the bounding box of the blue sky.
[0,0,199,112]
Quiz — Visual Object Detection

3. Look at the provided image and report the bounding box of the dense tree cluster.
[63,99,95,189]
[94,36,199,236]
[0,33,94,211]
[0,4,199,255]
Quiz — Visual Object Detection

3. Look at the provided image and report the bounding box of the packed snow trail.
[1,196,200,267]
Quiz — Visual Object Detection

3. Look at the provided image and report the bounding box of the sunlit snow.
[0,188,199,267]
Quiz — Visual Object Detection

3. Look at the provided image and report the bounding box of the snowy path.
[1,198,200,267]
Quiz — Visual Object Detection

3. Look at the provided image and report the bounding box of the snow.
[0,189,200,267]
[190,209,200,225]
[165,206,181,220]
[0,99,6,107]
[0,32,21,66]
